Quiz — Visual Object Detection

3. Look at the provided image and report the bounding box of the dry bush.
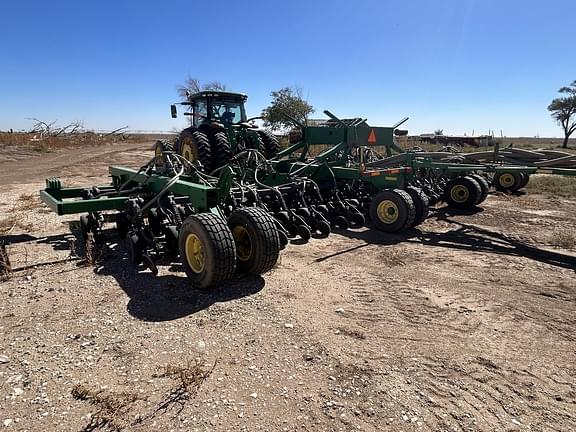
[72,383,141,432]
[549,230,576,250]
[380,248,407,266]
[0,216,17,235]
[337,327,366,340]
[525,175,576,198]
[16,193,42,211]
[0,241,11,281]
[151,358,215,416]
[515,196,540,209]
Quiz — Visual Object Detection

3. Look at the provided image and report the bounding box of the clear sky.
[0,0,573,137]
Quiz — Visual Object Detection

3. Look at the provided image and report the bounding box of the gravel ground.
[0,142,575,431]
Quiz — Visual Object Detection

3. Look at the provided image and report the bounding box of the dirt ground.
[0,141,575,432]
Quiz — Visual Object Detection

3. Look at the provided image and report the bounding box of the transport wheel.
[518,172,530,189]
[177,129,213,172]
[444,177,482,209]
[258,130,280,159]
[210,131,232,171]
[369,189,416,233]
[469,174,490,203]
[227,207,281,275]
[493,171,523,193]
[179,213,236,289]
[405,186,430,228]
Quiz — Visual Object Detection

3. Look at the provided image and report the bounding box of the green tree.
[261,87,314,131]
[177,77,227,99]
[548,80,576,148]
[434,129,444,136]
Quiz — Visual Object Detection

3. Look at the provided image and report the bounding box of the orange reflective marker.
[368,129,377,143]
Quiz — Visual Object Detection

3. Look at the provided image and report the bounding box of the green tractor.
[157,91,279,173]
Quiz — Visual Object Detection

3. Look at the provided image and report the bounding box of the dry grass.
[72,384,141,432]
[525,175,576,198]
[0,131,150,153]
[549,230,576,250]
[0,193,43,235]
[380,248,407,266]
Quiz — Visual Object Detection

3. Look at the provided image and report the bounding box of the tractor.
[156,91,279,174]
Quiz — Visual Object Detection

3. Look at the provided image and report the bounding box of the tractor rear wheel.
[228,207,280,275]
[444,177,482,209]
[179,213,236,289]
[494,172,523,193]
[369,189,416,233]
[210,131,232,172]
[177,129,212,172]
[258,130,280,159]
[405,186,430,228]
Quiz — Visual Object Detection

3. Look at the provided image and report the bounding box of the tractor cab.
[172,91,249,128]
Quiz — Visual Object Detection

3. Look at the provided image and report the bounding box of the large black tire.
[210,131,232,171]
[176,129,212,172]
[153,140,172,155]
[258,130,280,159]
[469,174,490,204]
[518,172,530,189]
[405,186,430,228]
[179,213,236,289]
[228,207,280,275]
[493,171,523,193]
[369,189,416,233]
[444,177,482,209]
[249,133,265,153]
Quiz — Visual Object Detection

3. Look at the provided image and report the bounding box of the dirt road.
[0,143,575,431]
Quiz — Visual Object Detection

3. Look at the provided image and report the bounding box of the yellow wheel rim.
[499,173,515,188]
[450,185,470,203]
[181,138,197,162]
[376,200,399,224]
[232,225,252,262]
[185,233,205,273]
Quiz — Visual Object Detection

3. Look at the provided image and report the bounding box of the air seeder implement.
[39,90,576,289]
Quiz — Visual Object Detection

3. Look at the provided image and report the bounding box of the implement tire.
[444,177,482,209]
[369,189,416,233]
[494,171,523,193]
[177,129,212,172]
[518,172,530,189]
[405,186,430,228]
[469,174,490,204]
[228,207,280,275]
[179,213,236,289]
[258,130,280,159]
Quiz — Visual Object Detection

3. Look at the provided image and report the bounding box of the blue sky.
[0,0,573,136]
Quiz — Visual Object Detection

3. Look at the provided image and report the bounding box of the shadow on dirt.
[29,225,266,322]
[98,255,266,322]
[333,207,576,271]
